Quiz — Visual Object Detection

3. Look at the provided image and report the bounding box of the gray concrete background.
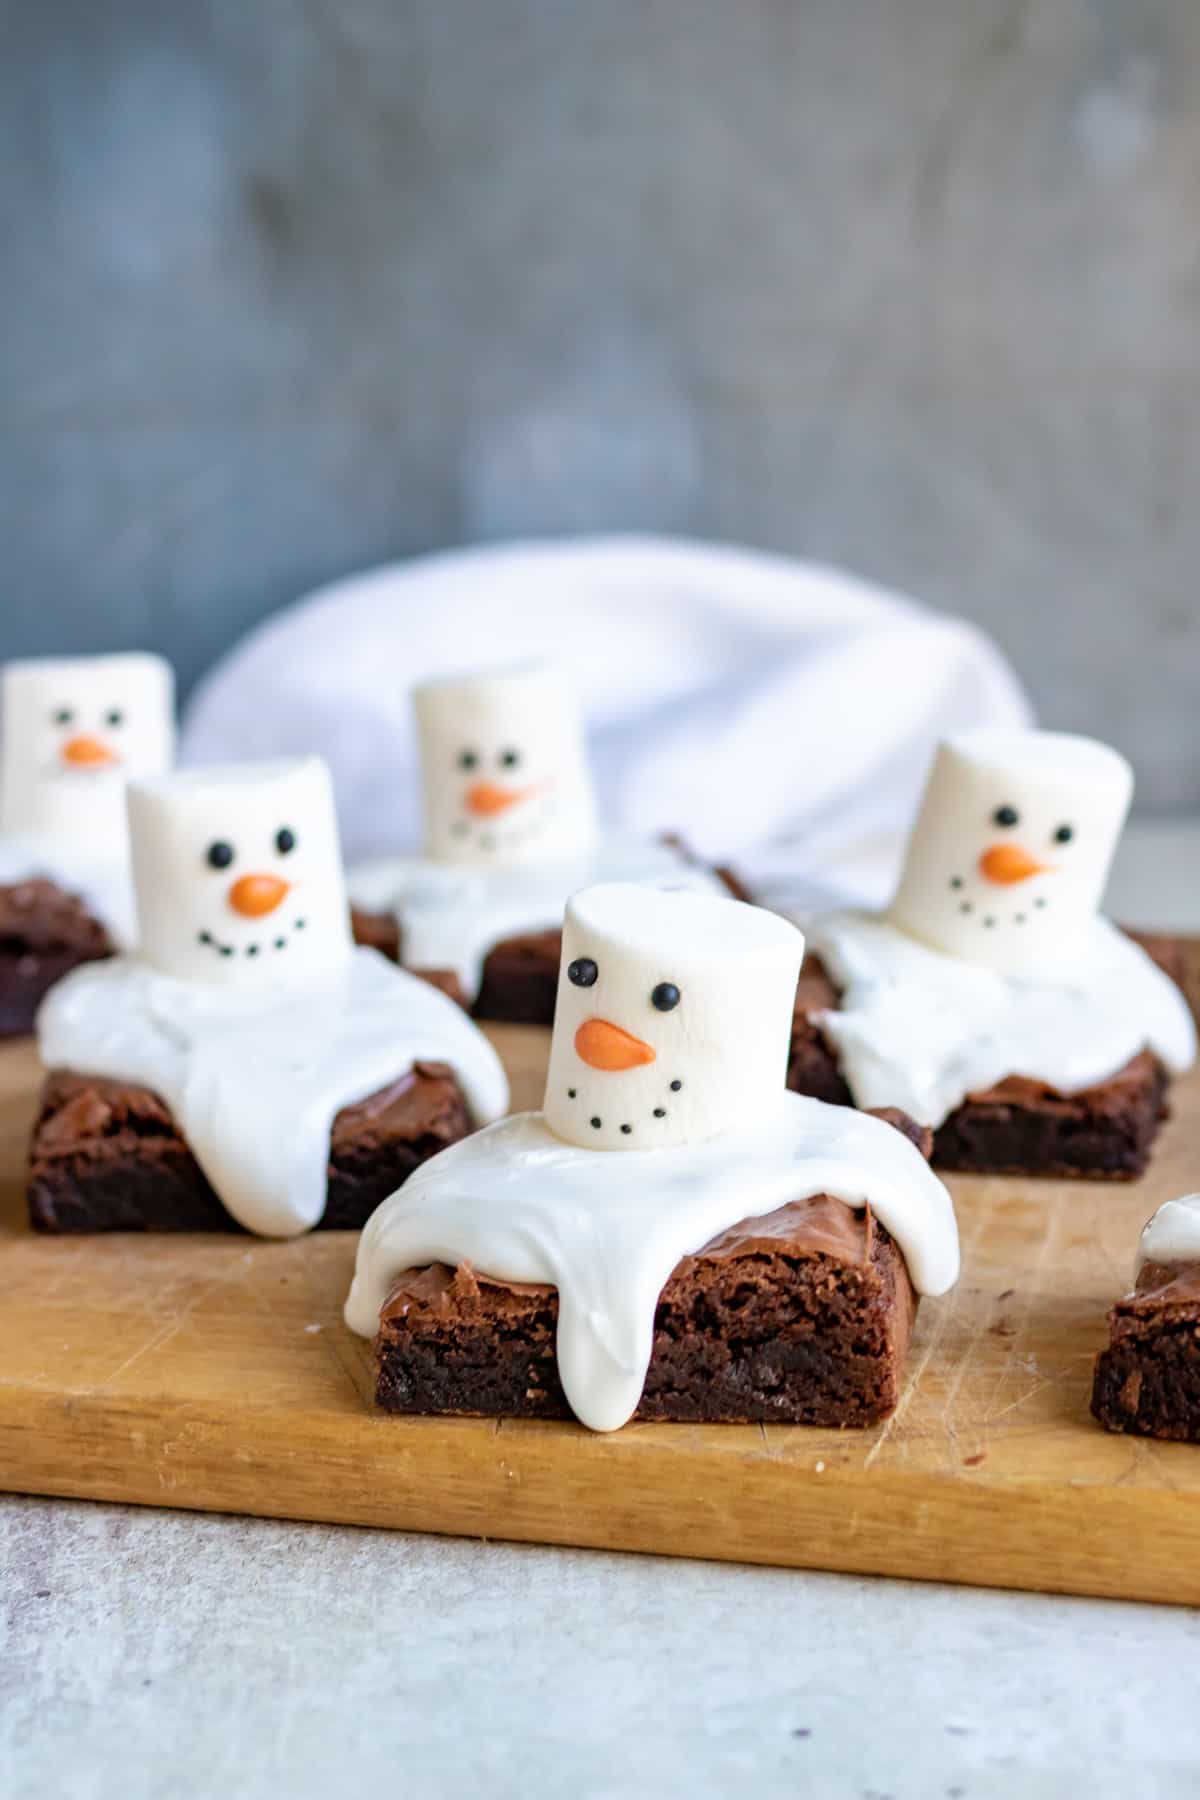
[5,1493,1200,1800]
[2,0,1199,806]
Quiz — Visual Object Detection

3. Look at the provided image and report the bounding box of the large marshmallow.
[0,653,174,844]
[888,729,1133,977]
[127,757,351,987]
[414,663,596,865]
[543,883,805,1151]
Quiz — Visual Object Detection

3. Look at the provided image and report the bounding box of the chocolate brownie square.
[0,879,112,1038]
[1092,1260,1200,1442]
[27,1063,470,1233]
[372,1112,931,1427]
[788,954,1172,1179]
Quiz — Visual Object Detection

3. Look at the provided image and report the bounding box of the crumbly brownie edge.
[1091,1262,1200,1442]
[375,1204,917,1428]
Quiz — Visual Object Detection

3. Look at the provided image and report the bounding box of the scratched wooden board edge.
[1,1387,1198,1606]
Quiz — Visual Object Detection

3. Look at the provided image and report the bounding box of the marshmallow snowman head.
[414,664,596,865]
[888,729,1134,976]
[0,653,174,844]
[543,883,805,1151]
[127,757,352,987]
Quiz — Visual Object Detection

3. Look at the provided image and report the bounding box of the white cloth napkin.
[181,536,1031,913]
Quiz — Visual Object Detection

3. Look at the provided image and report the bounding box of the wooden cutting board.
[2,1026,1199,1607]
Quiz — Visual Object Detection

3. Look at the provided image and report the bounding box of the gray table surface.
[4,822,1200,1799]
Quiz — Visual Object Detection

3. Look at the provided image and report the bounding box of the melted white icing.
[346,834,725,998]
[806,912,1196,1128]
[345,1094,960,1432]
[37,946,510,1236]
[1136,1195,1200,1275]
[0,832,137,947]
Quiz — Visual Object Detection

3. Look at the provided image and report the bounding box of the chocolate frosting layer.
[381,1191,878,1321]
[1130,1258,1200,1309]
[37,1061,466,1162]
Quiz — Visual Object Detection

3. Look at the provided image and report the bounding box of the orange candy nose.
[574,1017,657,1072]
[62,735,118,767]
[465,781,531,817]
[228,873,290,918]
[979,844,1049,885]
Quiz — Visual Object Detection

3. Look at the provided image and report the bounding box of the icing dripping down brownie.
[346,882,959,1432]
[31,756,508,1235]
[794,729,1195,1175]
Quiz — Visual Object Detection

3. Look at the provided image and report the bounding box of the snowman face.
[415,665,596,865]
[127,758,352,986]
[0,654,174,844]
[888,730,1134,976]
[543,883,805,1151]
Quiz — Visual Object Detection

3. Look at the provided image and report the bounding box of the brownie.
[373,1110,930,1427]
[1092,1260,1200,1442]
[27,1062,470,1233]
[788,953,1172,1180]
[351,846,746,1027]
[0,878,112,1038]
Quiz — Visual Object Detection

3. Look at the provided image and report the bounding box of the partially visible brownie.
[1092,1260,1200,1442]
[28,1062,470,1233]
[350,906,558,1017]
[0,879,112,1038]
[374,1112,932,1427]
[473,929,563,1024]
[789,953,1172,1179]
[348,908,468,1006]
[787,958,853,1107]
[350,905,557,1020]
[351,849,745,1027]
[349,904,400,964]
[931,1052,1168,1179]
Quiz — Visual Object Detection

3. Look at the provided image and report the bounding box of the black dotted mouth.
[952,896,1049,929]
[567,1078,683,1137]
[196,918,307,960]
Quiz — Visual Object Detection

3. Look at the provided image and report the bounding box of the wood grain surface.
[1,1027,1199,1605]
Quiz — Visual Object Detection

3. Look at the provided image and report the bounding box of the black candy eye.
[568,957,598,988]
[53,708,74,726]
[458,749,479,771]
[498,748,521,769]
[206,840,235,870]
[106,709,124,727]
[992,805,1019,828]
[651,982,681,1012]
[275,827,296,854]
[1054,824,1074,845]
